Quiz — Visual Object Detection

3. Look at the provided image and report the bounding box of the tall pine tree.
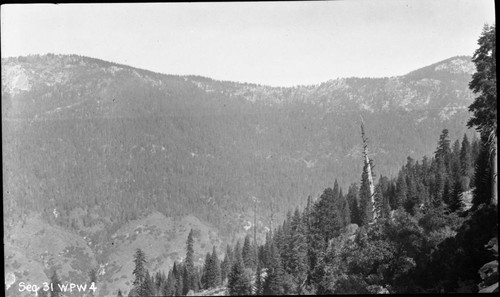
[242,234,256,269]
[163,269,176,296]
[263,241,285,295]
[184,229,198,293]
[221,244,233,284]
[346,183,361,225]
[460,133,473,189]
[254,264,264,295]
[472,136,493,208]
[204,246,221,289]
[132,249,147,294]
[468,23,497,205]
[173,262,183,296]
[359,160,376,225]
[138,270,154,297]
[287,208,308,293]
[201,252,211,289]
[227,247,252,296]
[395,171,407,210]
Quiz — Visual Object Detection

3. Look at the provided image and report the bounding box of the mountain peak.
[433,56,475,74]
[404,56,474,81]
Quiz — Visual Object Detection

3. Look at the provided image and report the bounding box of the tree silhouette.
[132,249,147,290]
[468,24,497,205]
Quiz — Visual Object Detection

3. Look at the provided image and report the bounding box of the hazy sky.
[1,0,495,87]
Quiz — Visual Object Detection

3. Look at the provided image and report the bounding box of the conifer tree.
[468,23,497,205]
[460,133,473,189]
[195,270,202,294]
[449,179,465,212]
[435,129,452,169]
[201,252,211,289]
[451,139,463,184]
[203,246,221,289]
[221,244,233,283]
[468,25,496,137]
[301,195,314,285]
[139,270,154,297]
[254,264,264,295]
[211,246,222,287]
[154,271,165,294]
[339,189,351,226]
[395,172,407,210]
[182,265,190,295]
[380,186,392,219]
[307,205,324,275]
[132,249,147,290]
[281,212,294,274]
[242,234,255,269]
[310,187,344,243]
[472,137,493,208]
[263,242,285,295]
[227,249,252,296]
[173,262,183,296]
[276,211,292,255]
[116,289,123,297]
[416,180,430,208]
[333,179,340,199]
[404,173,418,214]
[452,139,461,164]
[162,271,168,293]
[471,135,481,166]
[163,270,176,296]
[304,195,313,227]
[359,161,376,225]
[287,208,308,293]
[234,240,242,265]
[257,245,265,267]
[346,183,361,225]
[359,121,377,224]
[184,229,197,293]
[263,232,273,268]
[433,168,447,206]
[433,130,452,205]
[442,179,451,207]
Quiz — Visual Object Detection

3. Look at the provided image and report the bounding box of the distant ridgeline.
[2,54,476,239]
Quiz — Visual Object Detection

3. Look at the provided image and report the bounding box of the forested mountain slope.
[2,54,478,296]
[2,54,475,234]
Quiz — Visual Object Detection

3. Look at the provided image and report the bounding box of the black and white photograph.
[2,1,497,296]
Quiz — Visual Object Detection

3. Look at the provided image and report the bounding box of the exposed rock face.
[344,223,359,241]
[434,58,476,74]
[2,65,31,95]
[478,237,499,293]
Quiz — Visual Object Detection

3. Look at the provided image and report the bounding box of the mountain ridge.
[2,54,474,128]
[2,53,477,296]
[1,53,473,88]
[2,53,472,99]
